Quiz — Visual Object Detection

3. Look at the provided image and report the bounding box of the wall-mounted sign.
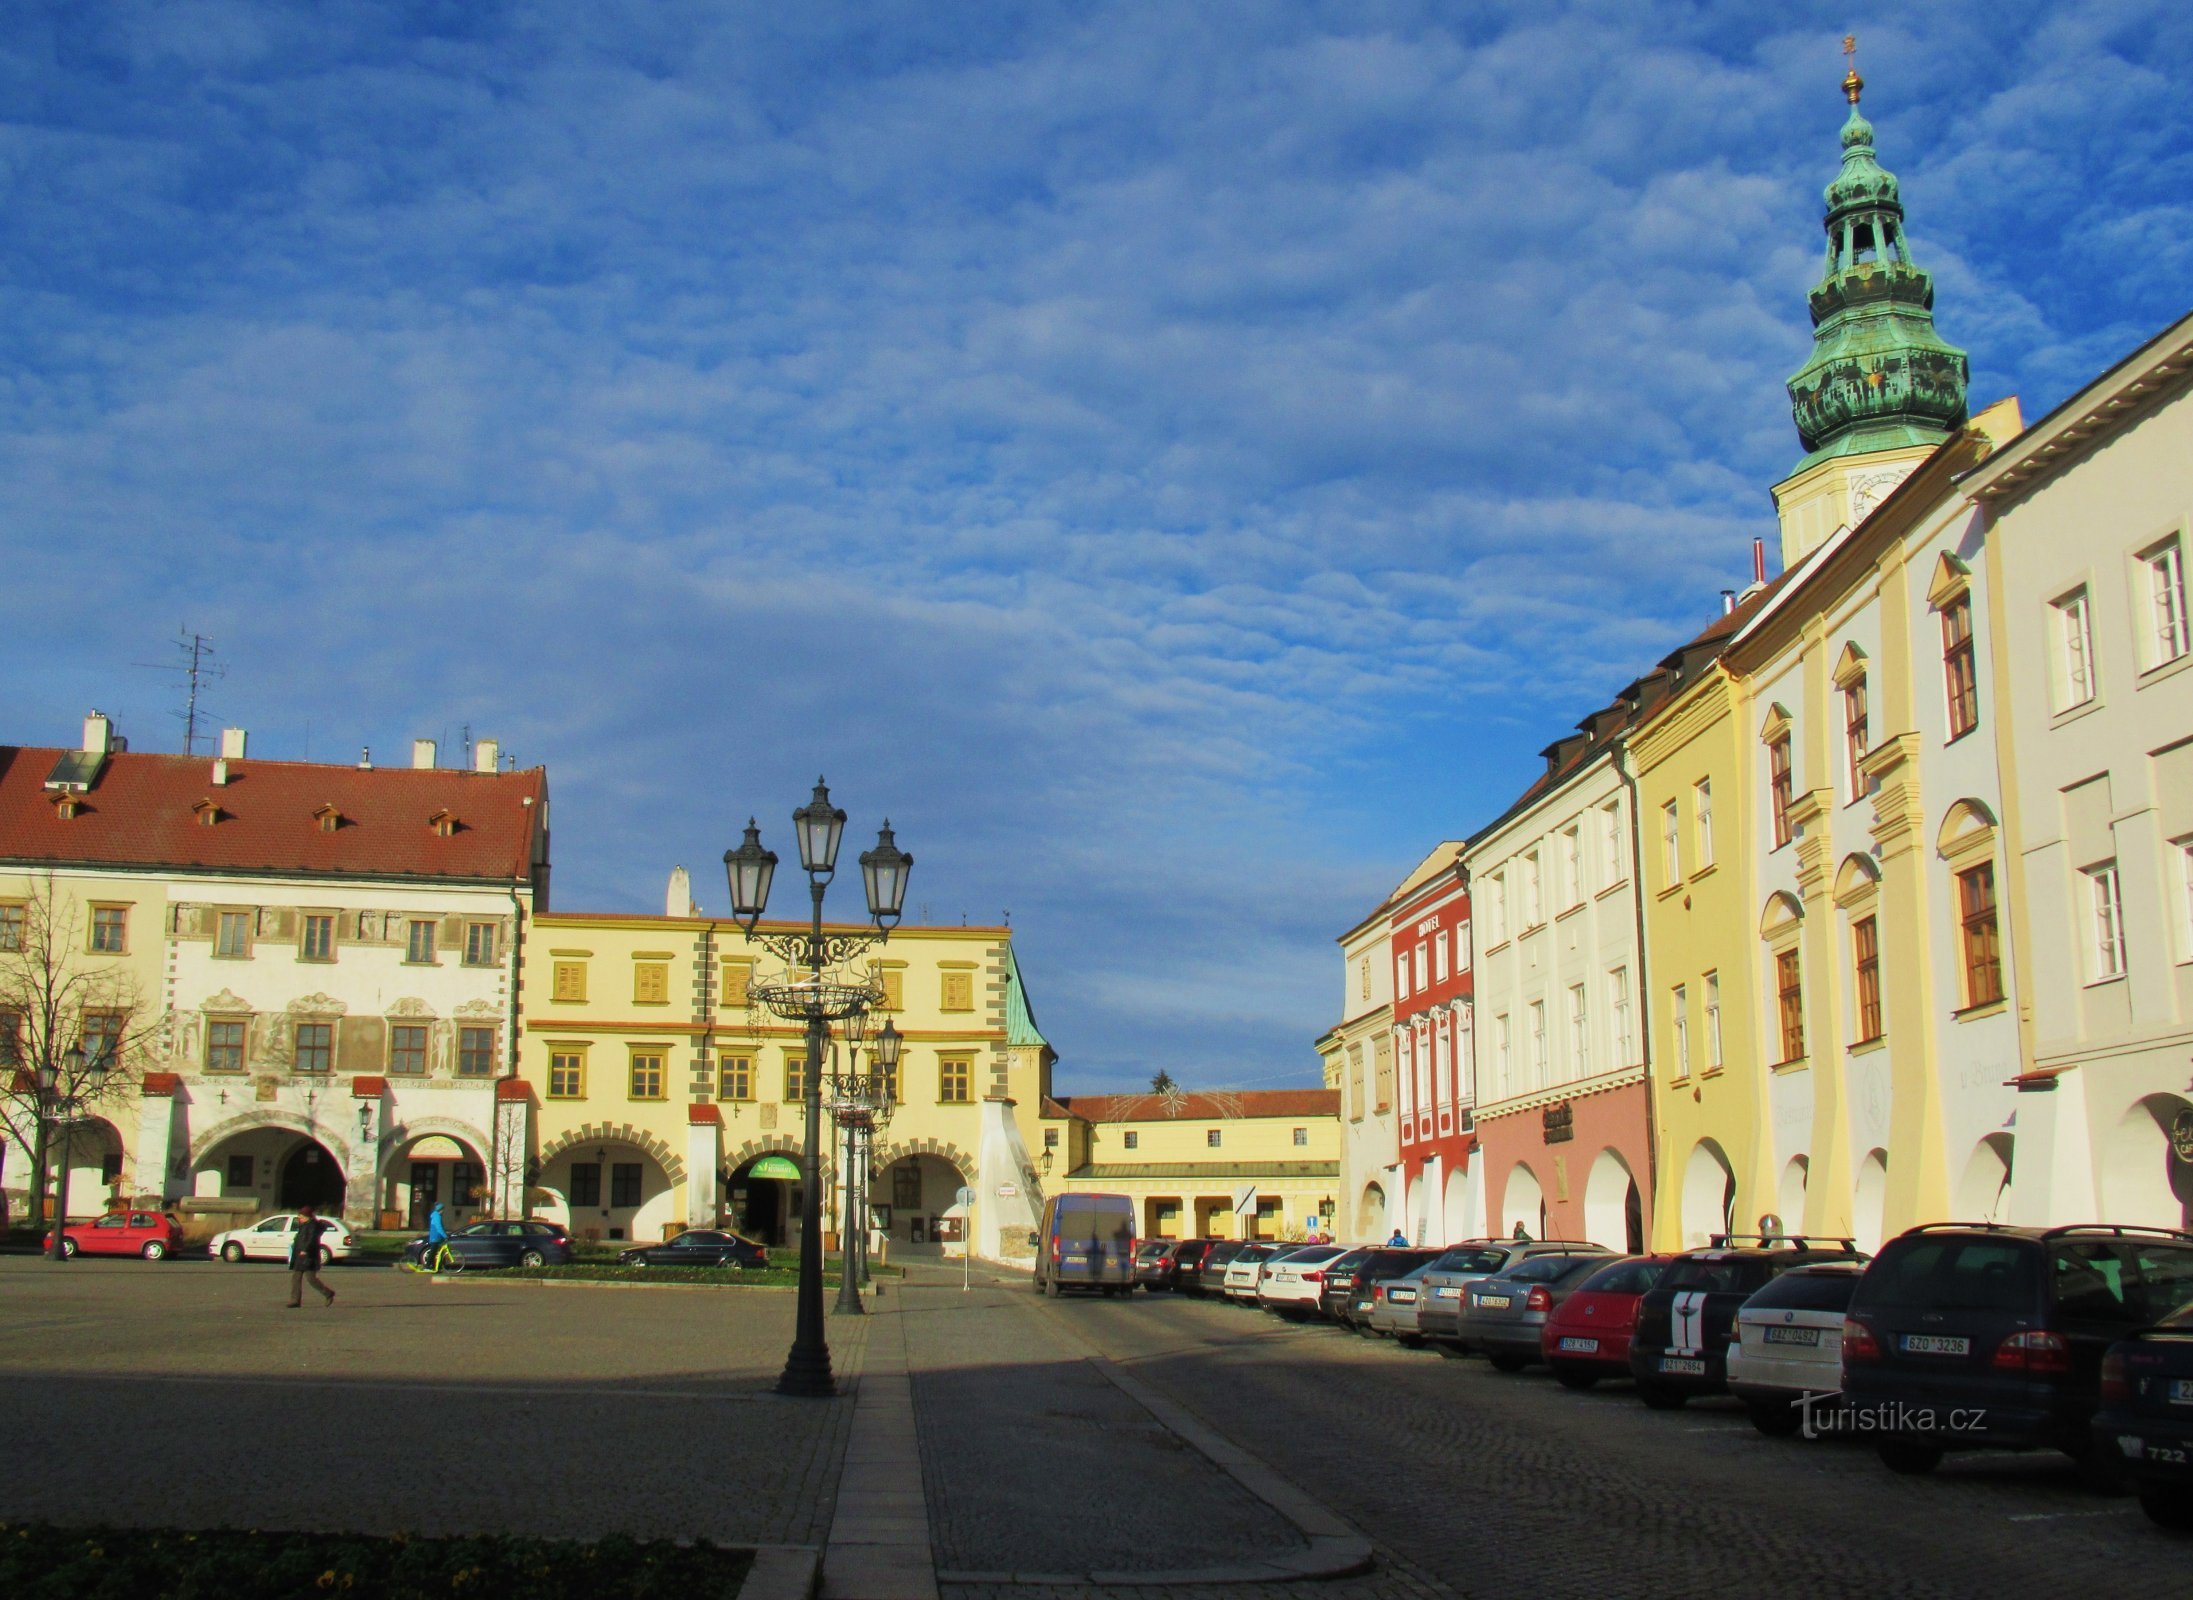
[1542,1102,1575,1144]
[993,1183,1017,1199]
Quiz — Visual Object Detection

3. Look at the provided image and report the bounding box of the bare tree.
[485,1087,531,1219]
[0,873,159,1247]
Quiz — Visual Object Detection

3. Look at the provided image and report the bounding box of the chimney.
[358,747,373,770]
[219,727,247,760]
[1753,537,1767,585]
[412,739,437,770]
[474,738,499,774]
[1721,588,1736,614]
[212,758,230,786]
[82,712,112,754]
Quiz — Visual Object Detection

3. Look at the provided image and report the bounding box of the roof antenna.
[133,627,227,755]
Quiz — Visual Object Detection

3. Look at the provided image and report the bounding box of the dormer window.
[47,793,83,821]
[192,798,223,827]
[428,809,459,838]
[313,804,344,834]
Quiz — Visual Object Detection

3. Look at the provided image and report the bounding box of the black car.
[1843,1222,2193,1476]
[408,1219,574,1271]
[2094,1299,2193,1531]
[1338,1247,1443,1330]
[1310,1248,1371,1321]
[1135,1239,1185,1291]
[1184,1239,1245,1296]
[1629,1234,1865,1408]
[1170,1239,1221,1293]
[618,1229,769,1269]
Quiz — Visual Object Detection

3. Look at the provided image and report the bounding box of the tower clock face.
[1849,468,1908,522]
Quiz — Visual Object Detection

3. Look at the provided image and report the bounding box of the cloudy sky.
[3,2,2187,1092]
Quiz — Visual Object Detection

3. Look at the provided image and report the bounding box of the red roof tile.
[1051,1089,1340,1123]
[0,748,545,883]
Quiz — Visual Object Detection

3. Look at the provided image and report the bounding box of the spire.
[1784,44,1968,471]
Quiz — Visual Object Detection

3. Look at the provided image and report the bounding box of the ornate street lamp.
[725,779,912,1398]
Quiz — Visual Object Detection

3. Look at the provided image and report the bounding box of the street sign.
[993,1183,1018,1199]
[956,1185,976,1207]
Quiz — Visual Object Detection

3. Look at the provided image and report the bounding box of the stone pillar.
[974,1095,1040,1262]
[134,1080,181,1202]
[685,1114,721,1228]
[345,1080,387,1230]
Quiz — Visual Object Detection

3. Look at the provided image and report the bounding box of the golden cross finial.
[1842,34,1864,104]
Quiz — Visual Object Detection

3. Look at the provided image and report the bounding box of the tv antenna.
[133,628,228,755]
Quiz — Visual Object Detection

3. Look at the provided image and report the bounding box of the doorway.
[278,1139,346,1212]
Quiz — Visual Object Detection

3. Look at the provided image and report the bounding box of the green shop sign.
[747,1155,801,1180]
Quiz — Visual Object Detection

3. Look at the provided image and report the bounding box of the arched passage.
[2099,1093,2193,1230]
[1854,1149,1889,1252]
[1499,1162,1546,1240]
[1955,1133,2014,1224]
[48,1116,124,1221]
[1583,1148,1641,1252]
[872,1152,966,1247]
[384,1128,488,1231]
[1442,1166,1479,1244]
[1355,1181,1386,1241]
[543,1137,678,1244]
[1680,1140,1736,1248]
[193,1122,347,1217]
[1778,1156,1810,1233]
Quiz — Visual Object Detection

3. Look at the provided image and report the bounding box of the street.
[0,1257,2179,1597]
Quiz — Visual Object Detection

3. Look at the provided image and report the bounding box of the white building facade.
[1321,898,1397,1243]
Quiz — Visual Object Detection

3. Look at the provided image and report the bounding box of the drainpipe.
[1614,742,1659,1244]
[503,881,524,1216]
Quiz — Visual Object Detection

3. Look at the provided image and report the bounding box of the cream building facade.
[1319,900,1396,1242]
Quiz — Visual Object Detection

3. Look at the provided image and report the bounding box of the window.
[0,902,21,951]
[1601,800,1625,883]
[633,962,669,1004]
[938,1056,972,1103]
[1958,863,2004,1008]
[458,1026,496,1077]
[1206,1128,1222,1148]
[2088,863,2127,981]
[941,970,974,1011]
[1358,958,1371,1001]
[1844,675,1872,797]
[784,1051,806,1102]
[1527,999,1546,1079]
[1662,801,1680,885]
[1455,920,1472,970]
[1769,735,1794,847]
[1395,950,1411,999]
[1567,984,1588,1075]
[226,1153,254,1190]
[548,1050,585,1098]
[721,960,753,1008]
[1608,968,1632,1066]
[301,914,334,961]
[551,961,587,1001]
[2055,588,2096,708]
[1853,916,1883,1042]
[1775,949,1805,1064]
[1293,1126,1309,1147]
[215,911,251,958]
[1943,593,1979,738]
[90,906,126,953]
[1043,1127,1059,1149]
[389,1024,428,1076]
[1695,781,1715,868]
[405,920,437,963]
[1433,931,1449,981]
[570,1162,601,1208]
[205,1018,246,1073]
[877,966,904,1011]
[1414,942,1428,990]
[1493,1015,1511,1091]
[1123,1130,1139,1149]
[1704,971,1722,1070]
[1521,853,1542,927]
[629,1052,665,1100]
[463,922,498,966]
[611,1163,642,1208]
[1486,876,1506,943]
[293,1021,333,1074]
[719,1053,753,1101]
[2146,538,2189,667]
[1560,825,1582,906]
[1671,985,1689,1077]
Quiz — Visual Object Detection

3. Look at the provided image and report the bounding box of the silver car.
[1451,1248,1619,1369]
[1418,1239,1610,1347]
[1726,1263,1865,1435]
[1365,1260,1441,1344]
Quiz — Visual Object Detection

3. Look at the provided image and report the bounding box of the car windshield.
[1326,1249,1368,1271]
[1576,1258,1665,1296]
[1281,1246,1345,1265]
[1858,1237,2040,1311]
[1507,1253,1602,1284]
[1431,1248,1509,1274]
[1744,1268,1862,1314]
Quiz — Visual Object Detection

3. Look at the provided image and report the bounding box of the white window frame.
[1527,999,1546,1084]
[1671,984,1690,1078]
[1601,800,1625,884]
[1608,967,1632,1067]
[2087,862,2127,982]
[2145,537,2189,669]
[1433,930,1449,981]
[1560,825,1582,907]
[1695,779,1715,868]
[1662,800,1680,886]
[2054,586,2096,709]
[1494,1014,1512,1095]
[1567,983,1588,1077]
[1704,970,1723,1070]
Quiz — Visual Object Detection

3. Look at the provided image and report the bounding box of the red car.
[1540,1255,1671,1387]
[49,1209,184,1261]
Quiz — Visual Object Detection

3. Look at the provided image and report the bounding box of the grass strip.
[0,1524,751,1600]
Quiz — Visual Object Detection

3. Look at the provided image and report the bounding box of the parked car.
[1031,1191,1137,1297]
[1842,1222,2193,1476]
[1339,1247,1443,1330]
[1725,1262,1866,1434]
[1172,1239,1226,1294]
[1184,1239,1245,1296]
[1257,1244,1350,1316]
[1365,1260,1443,1344]
[1134,1239,1184,1291]
[1629,1234,1866,1408]
[48,1209,185,1261]
[1312,1247,1373,1323]
[618,1229,768,1269]
[2094,1299,2193,1531]
[1222,1242,1290,1302]
[1541,1255,1672,1387]
[407,1219,574,1271]
[212,1212,363,1264]
[1453,1248,1621,1370]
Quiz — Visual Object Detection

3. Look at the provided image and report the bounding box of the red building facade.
[1389,848,1477,1245]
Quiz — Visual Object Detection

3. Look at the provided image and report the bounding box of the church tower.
[1772,48,1970,567]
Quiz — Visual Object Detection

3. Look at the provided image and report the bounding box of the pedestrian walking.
[287,1204,336,1309]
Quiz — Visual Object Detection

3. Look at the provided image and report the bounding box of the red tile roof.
[1050,1089,1340,1123]
[350,1076,389,1099]
[495,1078,535,1103]
[140,1072,182,1097]
[687,1102,721,1124]
[0,748,545,883]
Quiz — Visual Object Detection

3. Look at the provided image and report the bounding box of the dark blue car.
[405,1219,573,1271]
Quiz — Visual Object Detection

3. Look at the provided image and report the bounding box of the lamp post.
[41,1043,106,1262]
[725,780,911,1398]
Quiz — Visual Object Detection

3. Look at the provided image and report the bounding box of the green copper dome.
[1785,75,1968,471]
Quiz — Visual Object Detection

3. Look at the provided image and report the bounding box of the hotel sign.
[1542,1102,1575,1144]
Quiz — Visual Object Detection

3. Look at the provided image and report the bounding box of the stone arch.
[537,1121,686,1186]
[873,1138,975,1182]
[1854,1148,1890,1251]
[1442,1165,1478,1243]
[1355,1180,1386,1240]
[724,1139,832,1187]
[188,1110,352,1172]
[1778,1156,1810,1231]
[1583,1148,1639,1252]
[379,1114,492,1172]
[1680,1139,1736,1248]
[2099,1092,2192,1230]
[1498,1162,1546,1240]
[1955,1132,2014,1224]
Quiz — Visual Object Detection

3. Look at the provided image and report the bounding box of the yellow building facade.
[516,911,1053,1254]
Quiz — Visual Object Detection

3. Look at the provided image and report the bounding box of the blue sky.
[3,2,2188,1092]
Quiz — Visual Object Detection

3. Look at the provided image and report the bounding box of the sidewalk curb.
[937,1532,1376,1587]
[740,1545,823,1600]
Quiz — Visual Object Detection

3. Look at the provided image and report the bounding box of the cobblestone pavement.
[968,1282,2185,1600]
[0,1255,866,1546]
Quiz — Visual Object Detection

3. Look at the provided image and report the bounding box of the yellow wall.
[1034,1103,1343,1242]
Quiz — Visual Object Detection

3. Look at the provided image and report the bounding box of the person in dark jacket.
[287,1204,336,1309]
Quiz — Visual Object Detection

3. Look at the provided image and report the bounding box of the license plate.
[1763,1326,1820,1346]
[1899,1334,1971,1356]
[2171,1379,2193,1406]
[1434,1285,1461,1299]
[1557,1337,1599,1353]
[1660,1357,1707,1375]
[1353,1300,1373,1313]
[1390,1290,1416,1303]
